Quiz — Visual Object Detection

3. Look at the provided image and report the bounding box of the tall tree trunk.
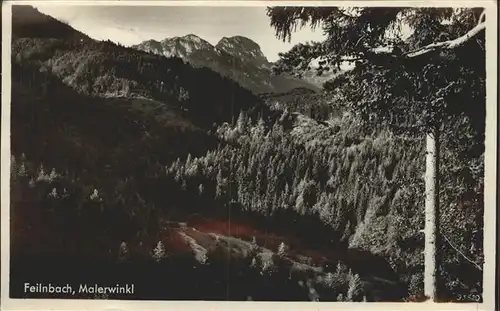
[424,128,440,301]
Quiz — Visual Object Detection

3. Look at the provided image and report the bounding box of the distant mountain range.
[132,35,327,94]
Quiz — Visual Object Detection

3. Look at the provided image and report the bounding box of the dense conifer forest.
[9,5,485,302]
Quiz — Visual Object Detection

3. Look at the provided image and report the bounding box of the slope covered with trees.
[164,100,483,299]
[260,87,342,121]
[266,6,485,301]
[10,4,264,280]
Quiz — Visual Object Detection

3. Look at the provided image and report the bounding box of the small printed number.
[457,294,481,302]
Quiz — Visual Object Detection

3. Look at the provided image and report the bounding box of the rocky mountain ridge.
[133,34,321,94]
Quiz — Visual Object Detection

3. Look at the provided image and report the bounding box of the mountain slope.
[216,35,271,70]
[12,5,91,41]
[12,6,266,129]
[10,5,266,261]
[133,34,321,94]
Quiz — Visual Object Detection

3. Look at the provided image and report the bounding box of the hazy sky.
[34,5,326,62]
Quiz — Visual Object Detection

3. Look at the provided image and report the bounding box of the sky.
[34,5,326,62]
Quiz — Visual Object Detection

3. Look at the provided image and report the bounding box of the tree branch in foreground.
[478,10,486,26]
[441,233,483,272]
[405,21,486,58]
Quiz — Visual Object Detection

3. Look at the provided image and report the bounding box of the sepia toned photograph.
[1,1,497,309]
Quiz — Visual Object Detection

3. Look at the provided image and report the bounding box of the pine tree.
[174,165,183,182]
[47,187,58,199]
[281,183,290,209]
[152,241,166,262]
[347,271,364,302]
[10,155,17,177]
[37,163,48,182]
[249,236,259,258]
[215,168,225,199]
[185,153,192,168]
[118,241,129,261]
[324,272,335,288]
[49,168,58,181]
[277,241,288,258]
[18,162,28,178]
[28,178,36,188]
[236,110,248,134]
[89,189,101,202]
[336,262,348,275]
[178,86,189,102]
[252,116,266,139]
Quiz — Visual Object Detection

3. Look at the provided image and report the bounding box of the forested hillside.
[10,5,484,302]
[10,5,270,216]
[260,87,342,121]
[164,98,483,299]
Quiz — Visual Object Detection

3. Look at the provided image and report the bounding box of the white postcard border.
[1,1,497,311]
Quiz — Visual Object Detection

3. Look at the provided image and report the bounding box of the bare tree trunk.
[424,128,440,301]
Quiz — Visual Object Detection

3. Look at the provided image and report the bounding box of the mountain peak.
[162,34,213,48]
[217,36,259,48]
[216,35,270,69]
[133,33,321,94]
[182,34,205,41]
[216,36,262,55]
[167,34,209,45]
[143,34,214,58]
[132,39,163,54]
